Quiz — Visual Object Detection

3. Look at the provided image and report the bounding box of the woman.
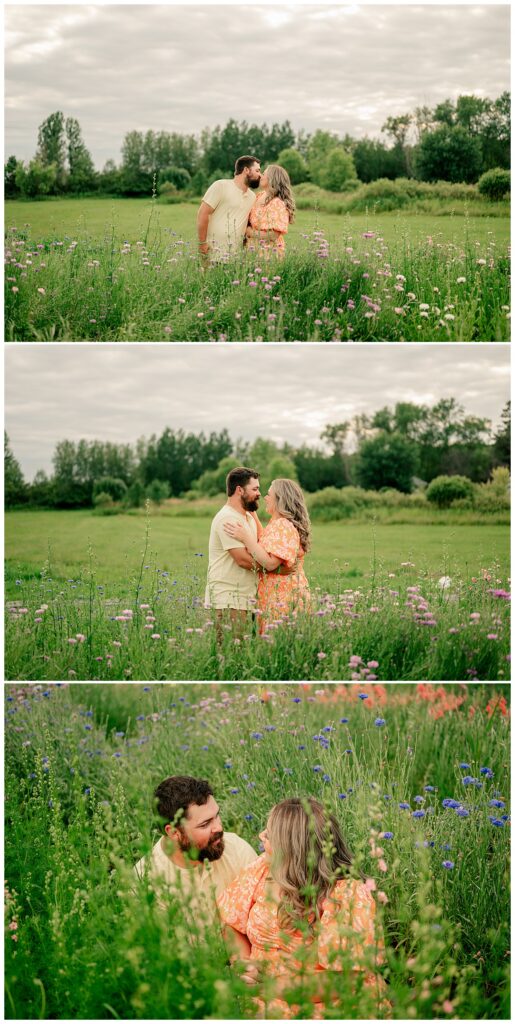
[217,798,387,1019]
[223,478,310,632]
[245,164,295,258]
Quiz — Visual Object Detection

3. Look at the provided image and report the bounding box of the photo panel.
[5,342,510,682]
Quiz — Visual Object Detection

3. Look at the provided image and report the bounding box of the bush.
[426,475,475,508]
[146,479,170,505]
[125,479,146,508]
[92,476,128,502]
[478,168,510,201]
[93,491,114,509]
[474,467,511,512]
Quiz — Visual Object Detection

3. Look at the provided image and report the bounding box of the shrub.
[426,475,475,508]
[308,486,359,521]
[146,479,170,505]
[92,476,128,503]
[478,168,510,201]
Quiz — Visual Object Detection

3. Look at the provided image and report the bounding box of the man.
[205,466,261,635]
[134,775,257,922]
[197,155,261,261]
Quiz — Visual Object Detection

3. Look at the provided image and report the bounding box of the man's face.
[240,477,261,512]
[245,162,261,189]
[175,796,225,862]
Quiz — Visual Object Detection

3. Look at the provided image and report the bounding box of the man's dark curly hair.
[154,775,213,827]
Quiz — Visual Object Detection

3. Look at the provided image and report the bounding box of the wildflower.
[358,692,368,700]
[374,718,386,727]
[489,799,505,808]
[480,767,494,778]
[455,807,469,817]
[230,788,239,794]
[456,277,466,284]
[37,287,46,295]
[442,799,461,809]
[317,652,327,660]
[377,858,388,872]
[382,832,394,840]
[376,890,388,905]
[488,817,505,827]
[340,717,349,723]
[398,802,410,810]
[487,634,498,640]
[424,786,436,792]
[459,763,471,770]
[338,793,347,800]
[442,861,454,869]
[412,810,425,818]
[462,776,477,786]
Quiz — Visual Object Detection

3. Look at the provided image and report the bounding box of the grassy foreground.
[5,199,510,340]
[5,512,510,681]
[4,682,510,1019]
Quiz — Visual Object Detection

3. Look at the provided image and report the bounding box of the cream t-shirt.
[202,179,256,256]
[205,505,258,610]
[133,831,258,923]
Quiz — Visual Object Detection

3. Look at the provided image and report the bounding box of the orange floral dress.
[247,192,289,257]
[217,855,386,1020]
[257,517,309,633]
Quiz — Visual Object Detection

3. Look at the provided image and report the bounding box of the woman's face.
[264,485,277,515]
[260,168,270,190]
[259,820,273,857]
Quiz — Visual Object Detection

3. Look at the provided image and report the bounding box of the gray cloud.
[5,343,510,479]
[5,4,510,166]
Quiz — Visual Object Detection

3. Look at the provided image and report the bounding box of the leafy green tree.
[158,166,191,190]
[121,131,151,194]
[381,114,411,174]
[36,111,66,188]
[492,402,510,466]
[5,434,27,507]
[98,159,122,194]
[352,139,404,182]
[354,433,419,493]
[478,168,510,201]
[277,148,308,185]
[318,148,357,191]
[15,159,57,198]
[65,117,96,192]
[426,475,475,508]
[4,156,20,198]
[413,125,482,183]
[307,130,341,186]
[146,479,170,505]
[92,477,128,502]
[28,470,55,508]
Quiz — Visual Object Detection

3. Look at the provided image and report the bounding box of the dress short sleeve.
[261,518,300,564]
[266,198,289,234]
[317,879,383,971]
[217,854,269,934]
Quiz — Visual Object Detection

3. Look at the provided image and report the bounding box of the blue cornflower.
[42,691,50,697]
[414,795,425,803]
[383,795,391,801]
[423,841,435,848]
[322,726,334,733]
[247,782,256,790]
[501,815,510,822]
[113,752,122,758]
[201,745,209,751]
[412,810,425,818]
[441,843,452,850]
[345,749,353,754]
[374,718,386,727]
[462,776,477,786]
[230,788,239,795]
[48,800,53,808]
[322,774,331,782]
[382,832,394,840]
[42,757,49,764]
[265,726,276,732]
[358,693,369,700]
[340,717,349,723]
[455,807,469,817]
[424,786,436,792]
[292,698,302,703]
[459,763,471,770]
[251,732,263,740]
[115,731,125,737]
[298,745,306,750]
[442,861,454,870]
[85,710,93,717]
[399,802,411,810]
[338,793,347,800]
[136,715,145,721]
[488,799,505,808]
[143,686,150,692]
[313,765,323,773]
[489,817,505,827]
[244,814,254,820]
[312,735,322,742]
[84,788,91,795]
[480,767,494,778]
[84,724,92,731]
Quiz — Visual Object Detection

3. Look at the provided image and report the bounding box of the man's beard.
[242,496,259,512]
[178,829,225,862]
[248,178,261,190]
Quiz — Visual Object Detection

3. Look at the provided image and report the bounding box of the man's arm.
[228,547,256,570]
[197,201,214,256]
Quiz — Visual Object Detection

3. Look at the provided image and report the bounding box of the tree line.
[5,92,510,201]
[5,400,510,510]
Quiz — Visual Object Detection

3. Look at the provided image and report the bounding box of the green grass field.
[5,509,510,594]
[5,510,510,681]
[4,683,510,1019]
[5,198,510,340]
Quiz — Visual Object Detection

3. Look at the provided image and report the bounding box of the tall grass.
[6,540,510,680]
[4,683,510,1019]
[5,217,510,341]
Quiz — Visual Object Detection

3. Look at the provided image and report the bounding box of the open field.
[4,682,510,1019]
[6,511,510,681]
[5,199,510,341]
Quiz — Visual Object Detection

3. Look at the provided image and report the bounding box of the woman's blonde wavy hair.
[264,164,296,222]
[271,478,311,553]
[267,798,359,931]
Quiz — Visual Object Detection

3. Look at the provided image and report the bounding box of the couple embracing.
[205,467,311,636]
[135,775,387,1019]
[197,155,295,262]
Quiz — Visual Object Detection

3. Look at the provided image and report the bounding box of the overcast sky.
[5,344,510,480]
[5,3,510,167]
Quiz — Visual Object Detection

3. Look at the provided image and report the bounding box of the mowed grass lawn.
[5,196,510,249]
[5,509,510,598]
